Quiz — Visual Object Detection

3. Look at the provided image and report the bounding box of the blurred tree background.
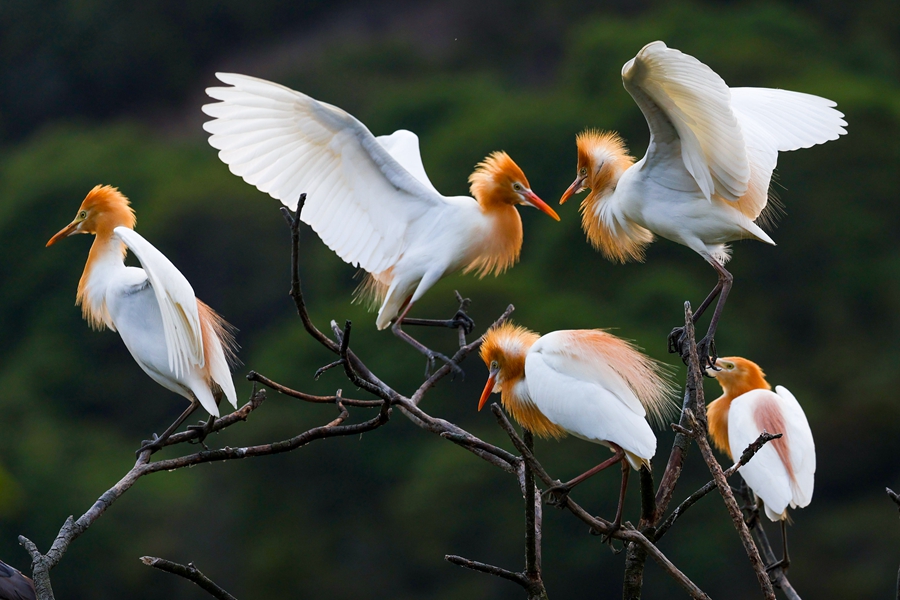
[0,0,898,598]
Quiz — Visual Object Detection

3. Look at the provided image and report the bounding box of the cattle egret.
[47,186,238,455]
[560,41,847,367]
[478,323,673,531]
[707,356,815,570]
[0,560,34,600]
[202,73,560,372]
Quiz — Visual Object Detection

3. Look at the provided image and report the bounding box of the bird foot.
[136,434,162,458]
[187,415,217,448]
[449,310,475,336]
[601,521,624,547]
[765,557,789,574]
[667,327,718,371]
[542,482,571,508]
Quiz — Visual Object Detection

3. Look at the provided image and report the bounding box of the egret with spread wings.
[47,186,238,455]
[202,73,559,372]
[707,356,815,571]
[477,323,673,532]
[559,41,847,367]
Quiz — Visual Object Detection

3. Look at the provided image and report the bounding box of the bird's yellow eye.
[512,183,522,191]
[579,167,587,176]
[726,363,735,370]
[79,210,87,219]
[490,360,499,371]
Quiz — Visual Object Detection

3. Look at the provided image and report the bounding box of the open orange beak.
[559,175,587,205]
[478,367,500,411]
[523,190,560,221]
[46,220,82,247]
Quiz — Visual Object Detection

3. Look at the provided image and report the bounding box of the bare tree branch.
[141,557,237,600]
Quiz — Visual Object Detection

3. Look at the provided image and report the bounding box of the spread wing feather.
[623,41,750,201]
[203,73,447,275]
[113,227,203,379]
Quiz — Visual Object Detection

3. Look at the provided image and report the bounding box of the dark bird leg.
[604,459,631,540]
[136,399,200,457]
[765,520,791,573]
[544,444,626,506]
[667,257,733,370]
[397,292,475,336]
[391,300,465,378]
[187,391,223,448]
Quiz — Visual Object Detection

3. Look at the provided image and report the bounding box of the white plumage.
[727,386,816,521]
[203,73,559,331]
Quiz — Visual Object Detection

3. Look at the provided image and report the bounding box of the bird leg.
[765,520,791,573]
[187,393,223,449]
[391,302,465,378]
[543,444,626,507]
[136,399,200,457]
[602,459,631,542]
[667,258,733,371]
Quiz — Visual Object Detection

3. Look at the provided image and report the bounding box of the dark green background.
[0,1,898,598]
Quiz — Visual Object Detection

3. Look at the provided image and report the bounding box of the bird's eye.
[726,363,735,370]
[490,360,499,370]
[579,167,587,176]
[79,211,87,219]
[513,183,522,191]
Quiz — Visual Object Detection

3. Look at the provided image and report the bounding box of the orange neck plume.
[574,131,651,263]
[76,185,137,329]
[480,323,566,439]
[707,357,772,458]
[465,152,526,277]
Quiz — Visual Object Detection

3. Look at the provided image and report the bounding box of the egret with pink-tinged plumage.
[560,41,847,367]
[707,356,815,571]
[478,323,674,532]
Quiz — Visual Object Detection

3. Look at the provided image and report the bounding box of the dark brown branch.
[490,405,710,599]
[246,371,381,407]
[445,555,531,587]
[679,302,776,600]
[655,431,782,540]
[736,482,801,600]
[140,557,237,600]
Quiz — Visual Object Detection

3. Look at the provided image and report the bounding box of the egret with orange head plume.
[707,356,815,571]
[478,322,674,532]
[47,186,238,455]
[202,73,559,374]
[560,41,847,368]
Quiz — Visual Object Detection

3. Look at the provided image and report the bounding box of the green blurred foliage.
[1,1,899,598]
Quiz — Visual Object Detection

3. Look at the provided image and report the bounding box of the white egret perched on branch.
[707,356,815,571]
[47,185,238,455]
[477,323,674,532]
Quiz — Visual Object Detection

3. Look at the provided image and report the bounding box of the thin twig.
[141,557,237,600]
[656,431,782,540]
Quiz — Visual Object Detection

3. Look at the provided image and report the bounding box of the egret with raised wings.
[707,356,815,570]
[0,560,34,600]
[478,323,673,531]
[47,186,238,455]
[202,73,560,371]
[559,41,846,367]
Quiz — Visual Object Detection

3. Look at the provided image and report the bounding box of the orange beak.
[478,367,500,411]
[559,175,587,205]
[46,220,82,247]
[523,190,560,221]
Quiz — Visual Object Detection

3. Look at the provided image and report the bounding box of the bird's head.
[560,130,633,205]
[469,151,559,221]
[478,322,540,410]
[706,356,771,397]
[47,185,136,246]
